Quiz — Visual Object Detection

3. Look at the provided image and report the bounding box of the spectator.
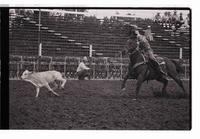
[180,14,190,29]
[167,12,172,23]
[171,10,184,30]
[162,11,169,23]
[154,12,162,23]
[186,13,190,27]
[172,10,179,23]
[175,12,184,28]
[76,56,91,80]
[179,12,184,23]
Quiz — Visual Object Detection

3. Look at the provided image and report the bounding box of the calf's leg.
[35,87,40,97]
[56,77,66,89]
[45,84,60,96]
[52,81,58,90]
[60,78,66,89]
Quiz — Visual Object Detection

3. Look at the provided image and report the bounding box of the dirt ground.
[9,80,191,130]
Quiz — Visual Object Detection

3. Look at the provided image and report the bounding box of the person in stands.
[76,56,91,80]
[176,12,184,28]
[154,12,162,23]
[186,13,190,27]
[172,10,179,24]
[181,13,190,29]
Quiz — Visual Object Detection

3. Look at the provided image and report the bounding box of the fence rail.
[9,55,190,80]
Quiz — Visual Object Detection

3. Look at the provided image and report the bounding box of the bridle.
[129,48,138,56]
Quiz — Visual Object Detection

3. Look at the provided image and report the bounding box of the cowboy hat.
[83,56,88,61]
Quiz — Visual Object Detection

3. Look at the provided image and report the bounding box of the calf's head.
[21,70,32,80]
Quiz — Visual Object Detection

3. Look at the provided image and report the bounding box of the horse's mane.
[129,49,144,65]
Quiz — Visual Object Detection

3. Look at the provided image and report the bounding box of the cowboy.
[172,10,179,24]
[76,56,91,80]
[134,29,167,77]
[123,26,139,74]
[144,26,154,42]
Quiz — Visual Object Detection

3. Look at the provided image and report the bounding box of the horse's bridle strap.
[133,61,146,69]
[129,48,147,69]
[129,47,139,55]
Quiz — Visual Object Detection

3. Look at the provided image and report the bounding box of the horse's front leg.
[135,74,145,99]
[121,64,133,90]
[121,71,130,91]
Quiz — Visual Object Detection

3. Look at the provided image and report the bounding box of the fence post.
[179,47,183,59]
[184,64,187,79]
[105,58,108,79]
[49,56,52,71]
[64,56,67,76]
[89,44,93,57]
[33,62,36,72]
[17,63,19,79]
[20,56,23,69]
[93,58,95,79]
[120,52,123,80]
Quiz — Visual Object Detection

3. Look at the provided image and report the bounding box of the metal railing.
[9,55,190,80]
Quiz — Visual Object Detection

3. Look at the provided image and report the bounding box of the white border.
[1,0,200,139]
[0,0,194,7]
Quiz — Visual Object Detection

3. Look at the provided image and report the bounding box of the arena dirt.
[9,80,191,130]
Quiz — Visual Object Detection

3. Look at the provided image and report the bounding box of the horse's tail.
[171,59,184,74]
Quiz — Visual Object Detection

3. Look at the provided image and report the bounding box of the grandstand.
[9,9,191,79]
[9,9,190,59]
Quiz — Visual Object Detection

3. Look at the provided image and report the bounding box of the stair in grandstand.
[9,11,190,59]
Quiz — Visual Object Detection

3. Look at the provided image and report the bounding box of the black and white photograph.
[5,8,191,130]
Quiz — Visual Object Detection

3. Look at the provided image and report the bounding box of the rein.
[129,48,147,69]
[129,48,139,56]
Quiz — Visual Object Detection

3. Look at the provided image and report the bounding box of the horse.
[121,48,186,99]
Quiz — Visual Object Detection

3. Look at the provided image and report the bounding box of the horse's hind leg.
[156,77,168,96]
[170,75,186,93]
[135,74,144,99]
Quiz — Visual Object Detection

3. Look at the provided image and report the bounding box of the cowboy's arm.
[76,63,82,72]
[81,63,90,70]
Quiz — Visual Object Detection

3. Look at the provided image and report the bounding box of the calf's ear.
[24,69,28,72]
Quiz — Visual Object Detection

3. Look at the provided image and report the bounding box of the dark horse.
[121,48,186,99]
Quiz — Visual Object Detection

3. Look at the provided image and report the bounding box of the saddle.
[130,48,166,70]
[133,53,166,73]
[141,52,165,65]
[154,55,166,65]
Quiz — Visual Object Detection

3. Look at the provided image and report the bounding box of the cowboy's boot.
[158,65,167,77]
[154,60,167,77]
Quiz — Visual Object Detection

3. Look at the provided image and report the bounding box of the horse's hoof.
[132,98,137,101]
[121,88,126,91]
[54,93,60,96]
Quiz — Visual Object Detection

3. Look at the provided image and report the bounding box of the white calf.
[21,70,66,97]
